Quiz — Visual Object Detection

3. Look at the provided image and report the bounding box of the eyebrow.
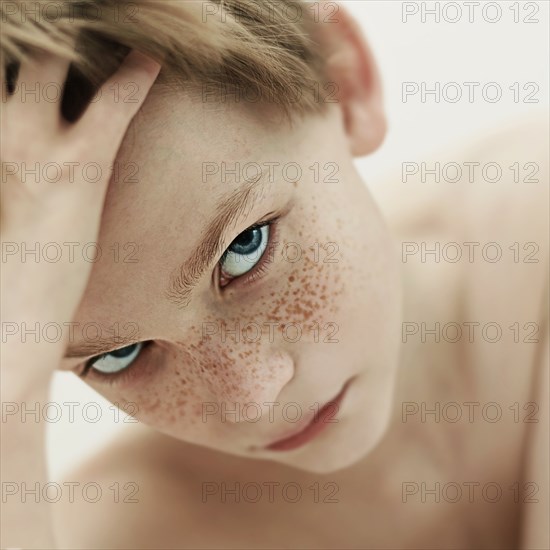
[63,170,271,360]
[165,169,271,308]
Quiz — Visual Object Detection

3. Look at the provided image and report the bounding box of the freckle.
[146,399,161,412]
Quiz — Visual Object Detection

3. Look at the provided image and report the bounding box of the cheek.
[264,254,346,326]
[117,350,206,429]
[108,329,292,432]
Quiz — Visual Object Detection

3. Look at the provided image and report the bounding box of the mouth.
[265,377,355,452]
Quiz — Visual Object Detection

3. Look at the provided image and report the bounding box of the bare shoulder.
[460,114,549,256]
[51,425,217,549]
[458,115,548,388]
[378,113,548,244]
[379,114,548,371]
[464,119,549,550]
[436,115,548,410]
[379,114,548,481]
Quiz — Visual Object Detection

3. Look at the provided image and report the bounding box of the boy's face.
[61,88,401,473]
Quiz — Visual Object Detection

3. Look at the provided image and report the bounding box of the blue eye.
[87,342,144,375]
[220,224,269,278]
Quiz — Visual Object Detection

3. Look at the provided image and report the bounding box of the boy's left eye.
[86,342,144,375]
[220,224,270,278]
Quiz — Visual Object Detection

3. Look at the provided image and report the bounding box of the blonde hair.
[1,0,329,115]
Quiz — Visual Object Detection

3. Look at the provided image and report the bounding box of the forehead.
[75,91,312,327]
[108,87,301,219]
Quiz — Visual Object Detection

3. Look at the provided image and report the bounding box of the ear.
[314,2,386,157]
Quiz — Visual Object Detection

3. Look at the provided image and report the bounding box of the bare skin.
[2,5,548,549]
[53,116,549,550]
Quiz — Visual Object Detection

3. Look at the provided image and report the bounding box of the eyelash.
[79,215,280,382]
[79,341,153,384]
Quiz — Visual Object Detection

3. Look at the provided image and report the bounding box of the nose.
[198,337,295,424]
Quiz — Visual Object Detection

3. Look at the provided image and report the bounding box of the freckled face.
[63,89,401,473]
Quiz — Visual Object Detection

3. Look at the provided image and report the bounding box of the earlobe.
[318,3,386,156]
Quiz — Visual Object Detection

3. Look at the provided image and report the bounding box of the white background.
[47,0,549,480]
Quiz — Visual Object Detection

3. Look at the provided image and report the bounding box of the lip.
[265,378,354,452]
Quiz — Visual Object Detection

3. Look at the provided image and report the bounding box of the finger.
[77,50,161,156]
[8,53,71,128]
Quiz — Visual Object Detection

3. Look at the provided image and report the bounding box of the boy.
[1,1,548,548]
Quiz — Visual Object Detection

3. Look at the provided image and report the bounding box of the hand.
[1,49,161,388]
